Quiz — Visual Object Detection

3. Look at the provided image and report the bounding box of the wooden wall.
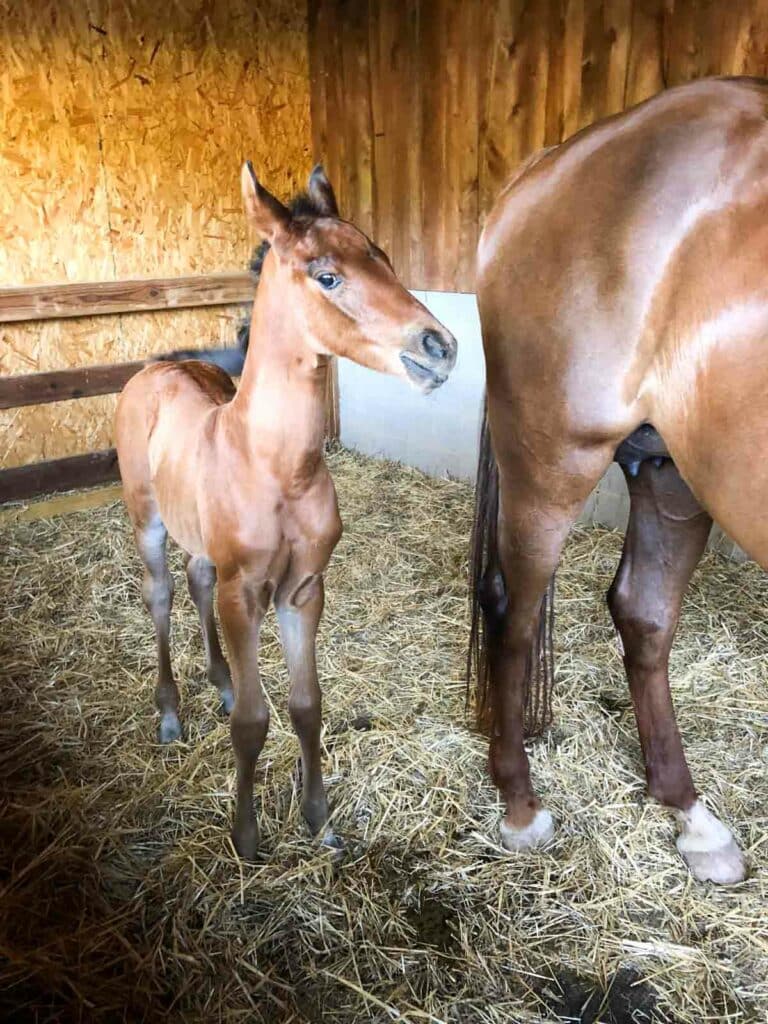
[1,0,311,468]
[308,0,768,292]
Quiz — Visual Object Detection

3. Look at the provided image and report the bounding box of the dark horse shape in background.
[469,76,768,885]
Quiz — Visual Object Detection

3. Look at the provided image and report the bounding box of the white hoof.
[675,801,746,884]
[500,808,555,852]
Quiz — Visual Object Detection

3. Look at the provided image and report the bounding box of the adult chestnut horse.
[116,164,456,857]
[469,77,768,885]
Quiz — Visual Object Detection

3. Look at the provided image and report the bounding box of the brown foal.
[116,164,456,857]
[469,77,768,884]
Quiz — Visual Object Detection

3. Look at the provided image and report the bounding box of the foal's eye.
[314,271,341,291]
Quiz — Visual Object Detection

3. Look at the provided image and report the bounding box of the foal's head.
[241,163,457,392]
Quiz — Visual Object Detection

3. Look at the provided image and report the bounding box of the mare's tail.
[466,398,555,737]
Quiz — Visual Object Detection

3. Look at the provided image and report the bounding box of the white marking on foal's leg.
[158,710,182,744]
[674,800,746,884]
[500,808,555,852]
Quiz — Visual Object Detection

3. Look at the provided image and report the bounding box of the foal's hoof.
[320,830,345,862]
[675,801,746,884]
[219,687,235,716]
[158,711,182,744]
[500,808,555,852]
[232,822,260,862]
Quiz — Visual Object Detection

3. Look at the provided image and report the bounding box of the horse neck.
[229,268,330,483]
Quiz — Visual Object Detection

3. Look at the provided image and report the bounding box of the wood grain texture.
[0,0,310,467]
[0,449,120,503]
[0,273,254,324]
[308,0,768,292]
[0,483,123,523]
[0,362,147,410]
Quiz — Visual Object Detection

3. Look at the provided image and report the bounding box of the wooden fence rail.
[0,347,241,504]
[0,362,148,410]
[0,272,254,324]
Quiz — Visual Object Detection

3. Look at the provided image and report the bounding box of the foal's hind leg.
[185,555,235,714]
[608,460,746,883]
[136,515,182,743]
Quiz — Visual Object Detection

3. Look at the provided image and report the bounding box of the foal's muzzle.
[400,327,457,392]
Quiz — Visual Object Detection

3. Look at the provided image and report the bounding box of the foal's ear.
[241,162,291,242]
[307,164,339,218]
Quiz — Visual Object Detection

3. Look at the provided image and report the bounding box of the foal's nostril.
[420,329,449,361]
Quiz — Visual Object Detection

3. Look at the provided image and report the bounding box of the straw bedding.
[0,447,766,1023]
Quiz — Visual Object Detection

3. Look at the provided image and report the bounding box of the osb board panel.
[308,0,768,292]
[0,304,244,467]
[0,2,113,285]
[1,396,117,469]
[0,0,309,468]
[86,0,310,279]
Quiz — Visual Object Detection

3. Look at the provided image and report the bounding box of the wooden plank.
[444,0,482,291]
[624,0,666,108]
[307,0,330,166]
[579,0,632,127]
[322,1,348,219]
[663,0,721,86]
[0,484,123,525]
[544,0,568,145]
[0,449,120,504]
[562,0,586,139]
[324,358,341,441]
[339,0,375,236]
[0,361,146,410]
[480,1,552,221]
[371,0,421,283]
[0,272,254,324]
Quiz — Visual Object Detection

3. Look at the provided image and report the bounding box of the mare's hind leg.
[607,460,746,883]
[488,438,615,851]
[185,555,235,714]
[136,514,182,743]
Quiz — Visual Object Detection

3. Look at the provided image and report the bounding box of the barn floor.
[1,447,766,1024]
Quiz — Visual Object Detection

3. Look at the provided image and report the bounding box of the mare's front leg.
[217,573,270,859]
[274,570,331,840]
[608,460,746,883]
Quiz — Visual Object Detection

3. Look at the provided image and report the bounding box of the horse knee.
[143,570,174,618]
[608,582,672,670]
[187,557,216,603]
[288,689,322,732]
[230,705,270,756]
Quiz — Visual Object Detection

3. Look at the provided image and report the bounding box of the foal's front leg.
[275,572,331,839]
[217,574,270,859]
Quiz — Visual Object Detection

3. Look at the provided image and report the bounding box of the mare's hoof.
[232,822,260,862]
[158,712,182,744]
[676,801,746,885]
[219,687,235,715]
[500,808,555,852]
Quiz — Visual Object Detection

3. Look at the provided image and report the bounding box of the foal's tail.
[466,398,555,737]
